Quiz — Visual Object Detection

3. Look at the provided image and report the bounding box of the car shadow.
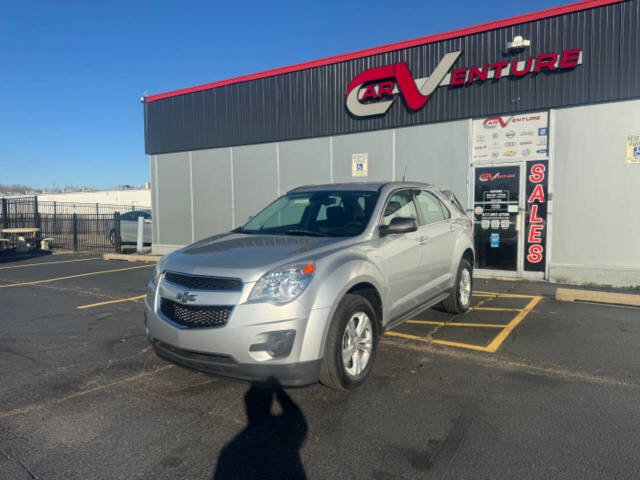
[212,378,308,480]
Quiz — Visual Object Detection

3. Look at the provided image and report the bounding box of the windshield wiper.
[283,229,328,237]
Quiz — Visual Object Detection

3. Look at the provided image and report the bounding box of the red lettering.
[529,163,546,183]
[469,64,489,83]
[530,204,543,223]
[378,81,394,98]
[527,244,544,263]
[528,224,544,243]
[528,184,545,203]
[361,84,378,100]
[560,48,581,69]
[512,57,534,76]
[536,53,559,73]
[451,68,467,86]
[492,61,509,79]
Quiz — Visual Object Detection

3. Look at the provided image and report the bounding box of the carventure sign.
[346,49,583,117]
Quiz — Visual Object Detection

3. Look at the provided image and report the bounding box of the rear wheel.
[319,294,378,390]
[442,258,473,314]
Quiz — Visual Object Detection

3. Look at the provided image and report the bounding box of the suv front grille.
[164,272,243,291]
[160,298,232,328]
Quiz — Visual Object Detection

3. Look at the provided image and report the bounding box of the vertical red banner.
[524,160,548,271]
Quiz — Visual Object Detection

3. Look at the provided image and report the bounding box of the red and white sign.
[472,112,549,161]
[346,49,582,117]
[524,160,548,271]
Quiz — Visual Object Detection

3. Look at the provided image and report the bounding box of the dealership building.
[143,0,640,286]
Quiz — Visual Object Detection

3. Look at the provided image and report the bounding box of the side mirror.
[379,217,417,236]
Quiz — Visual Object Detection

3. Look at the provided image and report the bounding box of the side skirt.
[383,292,451,332]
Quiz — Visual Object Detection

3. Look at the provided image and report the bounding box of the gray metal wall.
[549,99,640,286]
[145,0,640,155]
[151,120,469,253]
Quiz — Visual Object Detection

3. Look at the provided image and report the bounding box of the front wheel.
[319,294,379,390]
[442,258,473,314]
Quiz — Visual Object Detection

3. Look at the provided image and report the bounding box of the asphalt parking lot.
[1,253,639,479]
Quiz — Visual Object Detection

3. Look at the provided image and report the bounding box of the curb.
[103,253,161,263]
[555,288,640,307]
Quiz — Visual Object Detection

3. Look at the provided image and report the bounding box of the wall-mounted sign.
[472,112,549,161]
[346,49,583,117]
[351,153,368,177]
[625,135,640,164]
[524,160,548,271]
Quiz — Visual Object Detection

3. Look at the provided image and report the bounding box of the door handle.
[419,235,429,245]
[449,223,458,232]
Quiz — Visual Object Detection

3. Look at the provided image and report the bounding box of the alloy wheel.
[459,268,471,307]
[341,312,373,378]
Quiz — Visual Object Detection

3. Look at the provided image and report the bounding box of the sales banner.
[524,160,548,271]
[472,112,549,162]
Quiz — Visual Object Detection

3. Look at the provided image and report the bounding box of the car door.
[377,189,424,319]
[118,212,133,243]
[142,212,153,243]
[414,190,456,295]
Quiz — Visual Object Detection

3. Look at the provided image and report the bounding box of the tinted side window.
[416,191,450,224]
[381,190,418,226]
[120,212,134,221]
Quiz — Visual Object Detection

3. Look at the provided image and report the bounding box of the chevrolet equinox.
[144,182,474,389]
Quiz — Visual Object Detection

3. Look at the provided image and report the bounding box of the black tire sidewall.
[330,295,379,389]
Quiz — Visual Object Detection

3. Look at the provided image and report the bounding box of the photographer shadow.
[212,378,308,480]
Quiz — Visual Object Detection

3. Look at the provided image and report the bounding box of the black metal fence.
[0,196,150,253]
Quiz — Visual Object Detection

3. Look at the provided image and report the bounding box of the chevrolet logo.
[176,291,197,304]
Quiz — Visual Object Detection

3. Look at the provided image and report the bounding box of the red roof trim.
[146,0,622,103]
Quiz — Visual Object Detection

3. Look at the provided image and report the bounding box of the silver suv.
[144,182,474,389]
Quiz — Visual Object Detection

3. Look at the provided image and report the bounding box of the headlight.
[249,262,314,304]
[151,256,167,284]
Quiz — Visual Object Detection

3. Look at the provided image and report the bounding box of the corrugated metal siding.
[145,1,640,155]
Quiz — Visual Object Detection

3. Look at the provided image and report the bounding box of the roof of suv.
[288,182,431,193]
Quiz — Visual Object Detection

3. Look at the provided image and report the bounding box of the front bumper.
[144,280,331,387]
[152,340,321,387]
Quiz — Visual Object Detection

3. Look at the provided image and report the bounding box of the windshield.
[238,191,379,237]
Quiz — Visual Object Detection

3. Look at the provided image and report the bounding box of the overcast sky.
[0,0,566,189]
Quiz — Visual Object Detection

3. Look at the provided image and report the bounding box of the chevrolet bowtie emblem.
[176,291,197,304]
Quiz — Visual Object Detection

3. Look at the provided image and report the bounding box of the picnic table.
[0,228,41,252]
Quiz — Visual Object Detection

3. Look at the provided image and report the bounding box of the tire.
[442,258,473,314]
[319,293,379,390]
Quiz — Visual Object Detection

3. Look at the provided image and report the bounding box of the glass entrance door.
[473,165,521,272]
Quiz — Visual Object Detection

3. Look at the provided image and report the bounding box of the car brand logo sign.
[346,49,583,117]
[176,291,197,304]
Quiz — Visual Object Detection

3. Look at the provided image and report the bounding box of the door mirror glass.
[379,217,417,236]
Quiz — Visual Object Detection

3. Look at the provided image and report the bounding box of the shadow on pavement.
[212,378,308,480]
[0,250,52,264]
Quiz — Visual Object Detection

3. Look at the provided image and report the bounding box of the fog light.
[250,330,296,358]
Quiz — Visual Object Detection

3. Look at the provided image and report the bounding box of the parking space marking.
[474,290,535,298]
[0,264,153,289]
[77,294,146,310]
[0,257,101,270]
[484,295,542,352]
[385,331,491,352]
[386,291,543,353]
[469,306,522,312]
[407,319,508,328]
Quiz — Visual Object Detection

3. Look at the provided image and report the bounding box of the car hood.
[162,232,348,282]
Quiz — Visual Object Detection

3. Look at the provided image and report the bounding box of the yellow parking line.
[469,306,522,312]
[407,320,508,328]
[385,331,491,352]
[0,257,101,270]
[432,339,490,352]
[474,290,535,299]
[77,294,146,310]
[0,264,153,288]
[484,295,543,352]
